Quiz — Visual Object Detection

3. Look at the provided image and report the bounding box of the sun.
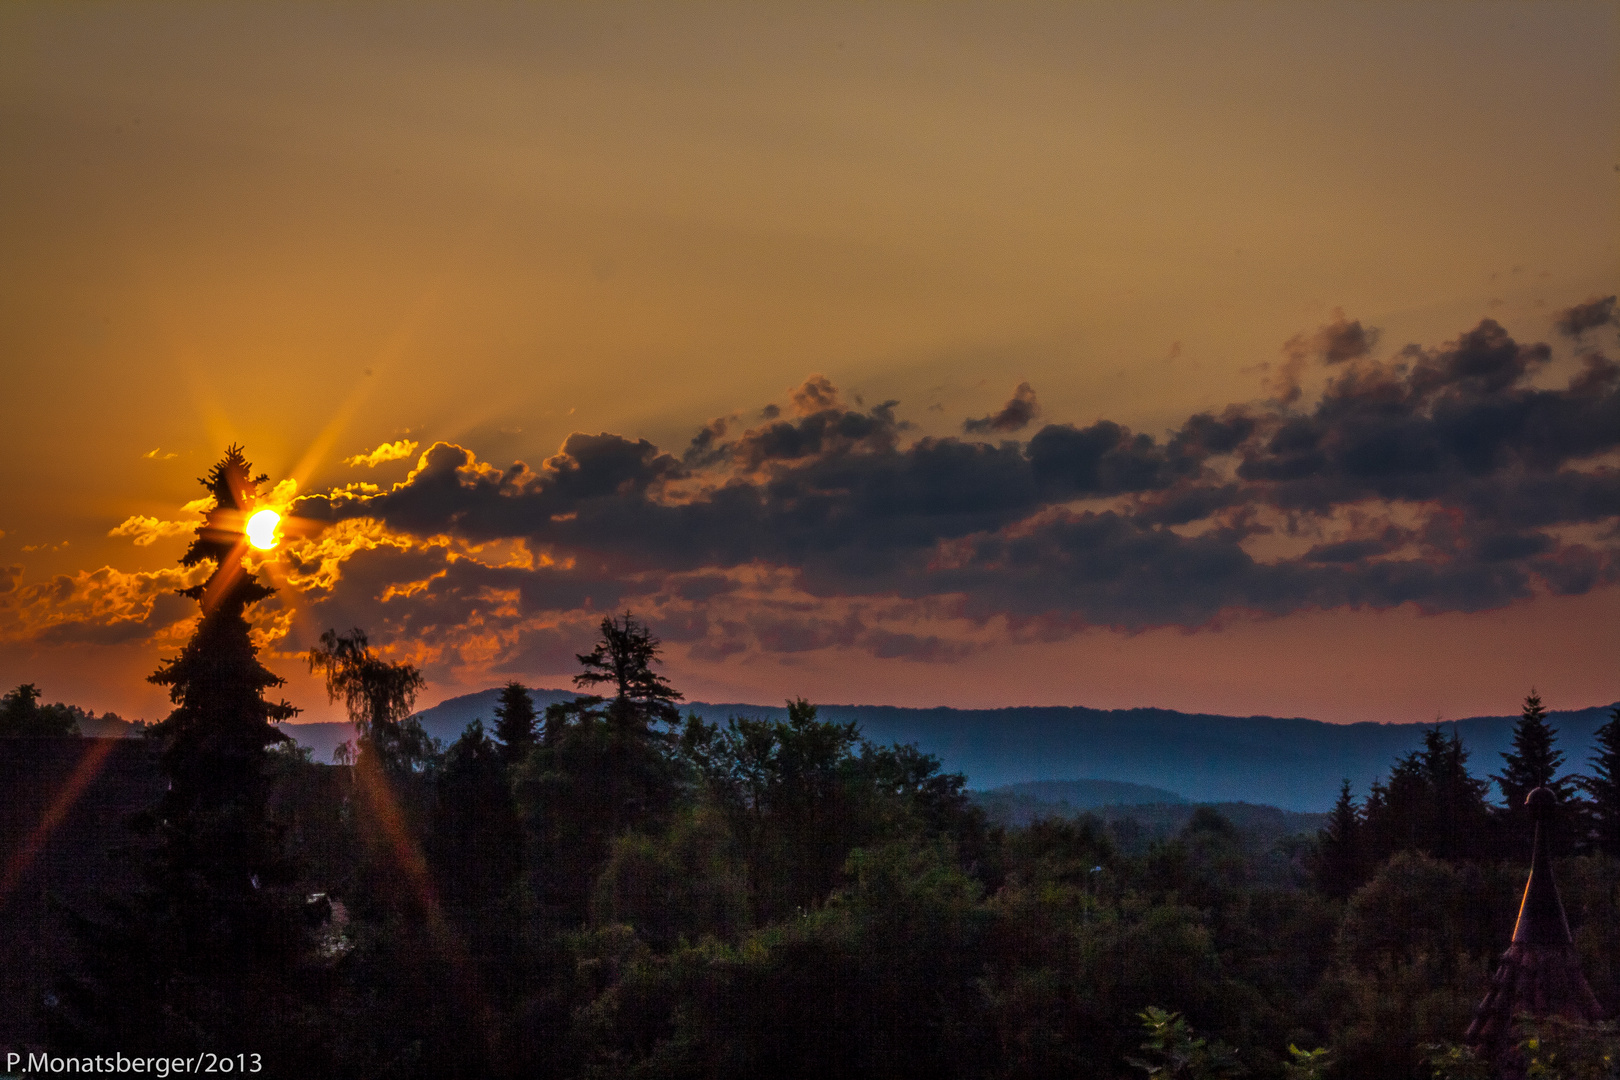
[245,509,281,550]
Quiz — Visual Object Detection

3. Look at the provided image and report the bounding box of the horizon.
[2,3,1616,727]
[384,684,1619,728]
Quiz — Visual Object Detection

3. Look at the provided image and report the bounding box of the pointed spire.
[1511,786,1572,946]
[1466,787,1603,1072]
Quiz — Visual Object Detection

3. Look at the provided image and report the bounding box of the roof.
[1465,787,1604,1071]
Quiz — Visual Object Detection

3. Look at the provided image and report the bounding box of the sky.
[1,2,1616,727]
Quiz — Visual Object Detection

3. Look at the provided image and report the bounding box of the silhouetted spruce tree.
[1314,779,1364,898]
[431,720,521,912]
[492,680,538,767]
[51,447,322,1059]
[513,614,682,921]
[146,445,299,893]
[1579,705,1620,858]
[572,611,684,738]
[1495,691,1577,856]
[1362,725,1492,864]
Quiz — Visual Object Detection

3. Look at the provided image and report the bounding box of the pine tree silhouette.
[1361,725,1492,863]
[1579,704,1620,858]
[147,445,297,881]
[1495,692,1576,854]
[1314,779,1363,898]
[491,681,538,767]
[571,612,684,738]
[52,447,319,1057]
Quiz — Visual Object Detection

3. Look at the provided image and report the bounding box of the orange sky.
[1,3,1616,726]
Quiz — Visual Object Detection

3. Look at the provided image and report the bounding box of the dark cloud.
[964,381,1040,433]
[1554,295,1617,338]
[1284,311,1379,366]
[1028,420,1187,496]
[791,374,841,416]
[1303,530,1406,564]
[287,307,1620,663]
[861,627,977,662]
[1232,320,1616,509]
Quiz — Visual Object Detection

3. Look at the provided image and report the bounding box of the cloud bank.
[267,309,1620,679]
[12,308,1616,690]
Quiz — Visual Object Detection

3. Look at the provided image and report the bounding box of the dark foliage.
[30,582,1620,1080]
[1361,725,1494,867]
[1496,692,1581,859]
[0,683,82,737]
[571,611,684,737]
[1579,706,1620,859]
[491,681,538,767]
[1312,779,1364,899]
[431,720,521,912]
[307,626,431,773]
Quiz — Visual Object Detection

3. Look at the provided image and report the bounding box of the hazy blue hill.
[277,688,1620,812]
[689,700,1619,812]
[410,686,580,737]
[280,686,581,763]
[972,779,1185,826]
[971,791,1325,849]
[995,778,1186,805]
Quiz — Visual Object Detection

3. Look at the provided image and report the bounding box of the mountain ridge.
[270,687,1619,812]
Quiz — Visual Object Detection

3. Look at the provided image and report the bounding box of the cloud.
[964,381,1040,433]
[791,374,841,416]
[1554,295,1617,338]
[0,564,205,646]
[261,303,1616,674]
[143,448,178,460]
[1284,310,1380,366]
[109,515,197,546]
[344,439,420,468]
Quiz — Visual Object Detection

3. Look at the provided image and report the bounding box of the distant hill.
[680,699,1620,812]
[281,686,582,764]
[277,688,1620,813]
[991,779,1187,805]
[970,786,1325,848]
[973,779,1185,827]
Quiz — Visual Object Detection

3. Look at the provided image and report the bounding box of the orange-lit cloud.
[108,515,197,547]
[0,564,205,647]
[344,439,420,469]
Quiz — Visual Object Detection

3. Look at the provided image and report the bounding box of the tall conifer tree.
[1314,779,1364,898]
[492,680,538,766]
[1579,705,1620,858]
[1495,691,1576,855]
[53,448,318,1057]
[572,612,684,738]
[147,445,298,886]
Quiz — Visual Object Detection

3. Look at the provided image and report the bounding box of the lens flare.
[246,509,281,550]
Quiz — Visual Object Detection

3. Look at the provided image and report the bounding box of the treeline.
[0,683,134,737]
[37,615,1620,1078]
[1314,694,1620,899]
